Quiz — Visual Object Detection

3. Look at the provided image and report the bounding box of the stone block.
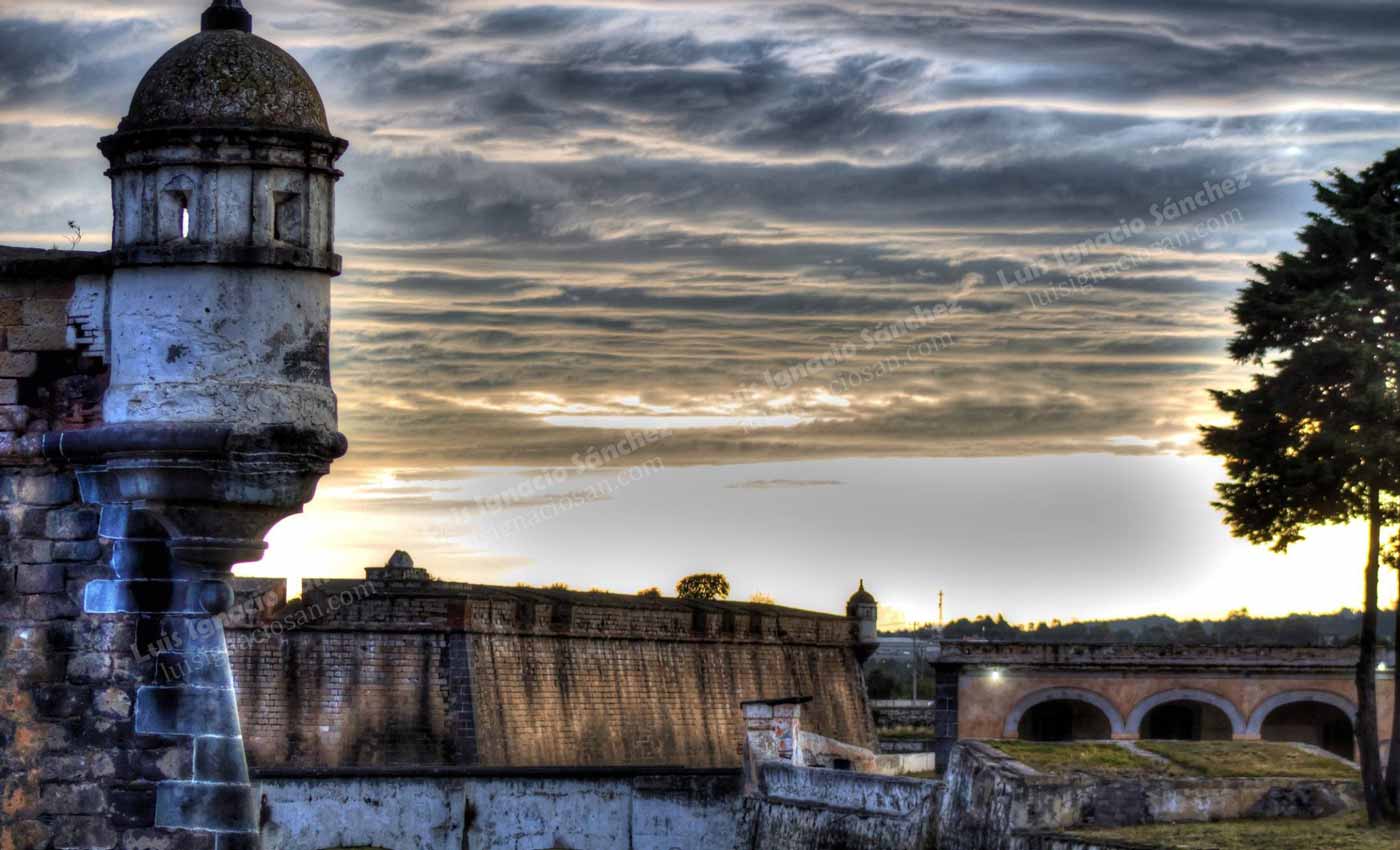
[51,815,118,850]
[41,782,106,815]
[0,378,17,404]
[0,404,29,431]
[8,323,69,351]
[136,746,192,782]
[154,651,232,689]
[135,686,241,737]
[194,736,249,783]
[68,652,114,683]
[17,562,65,593]
[94,687,133,719]
[154,781,258,833]
[24,593,80,620]
[12,539,54,564]
[8,819,51,850]
[32,684,89,718]
[0,300,19,325]
[55,541,104,562]
[47,507,100,540]
[32,721,73,752]
[0,773,41,819]
[39,752,115,782]
[109,787,156,828]
[23,298,70,327]
[78,715,132,747]
[18,506,51,536]
[16,473,76,505]
[0,351,36,377]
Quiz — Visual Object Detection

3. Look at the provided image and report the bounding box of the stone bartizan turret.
[97,0,347,436]
[847,580,879,662]
[38,3,349,847]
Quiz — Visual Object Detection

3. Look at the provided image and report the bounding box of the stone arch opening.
[1019,699,1112,741]
[1005,688,1125,741]
[1141,700,1234,740]
[1127,689,1244,741]
[1259,700,1356,759]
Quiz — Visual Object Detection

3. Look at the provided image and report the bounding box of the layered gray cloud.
[2,0,1396,475]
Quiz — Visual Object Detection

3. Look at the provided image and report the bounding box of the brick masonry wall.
[0,252,184,850]
[469,634,872,767]
[227,578,878,770]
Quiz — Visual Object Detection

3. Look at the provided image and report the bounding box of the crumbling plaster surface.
[258,773,744,850]
[259,777,468,850]
[104,265,336,432]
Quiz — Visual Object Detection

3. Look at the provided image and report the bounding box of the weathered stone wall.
[256,769,744,850]
[257,764,941,850]
[0,251,160,850]
[0,253,107,850]
[742,761,940,850]
[233,628,464,768]
[228,573,877,770]
[469,633,869,767]
[937,741,1363,850]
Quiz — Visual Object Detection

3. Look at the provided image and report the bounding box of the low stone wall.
[257,768,744,850]
[880,738,941,754]
[257,762,943,850]
[938,742,1363,850]
[873,700,938,728]
[744,761,940,850]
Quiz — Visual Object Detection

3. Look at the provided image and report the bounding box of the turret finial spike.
[202,0,253,33]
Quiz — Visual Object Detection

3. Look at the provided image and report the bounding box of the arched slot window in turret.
[274,191,303,246]
[159,175,196,243]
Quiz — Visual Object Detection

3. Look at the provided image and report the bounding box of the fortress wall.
[230,628,467,769]
[468,633,873,767]
[228,581,876,769]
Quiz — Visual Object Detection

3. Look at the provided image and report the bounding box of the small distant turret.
[847,580,879,662]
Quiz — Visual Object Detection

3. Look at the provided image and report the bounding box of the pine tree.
[1202,148,1400,823]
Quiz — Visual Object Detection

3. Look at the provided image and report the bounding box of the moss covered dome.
[119,28,329,135]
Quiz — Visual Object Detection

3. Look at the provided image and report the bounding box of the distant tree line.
[881,608,1397,648]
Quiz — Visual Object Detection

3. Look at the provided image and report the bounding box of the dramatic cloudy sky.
[3,0,1400,622]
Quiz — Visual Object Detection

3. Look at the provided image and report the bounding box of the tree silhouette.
[675,573,730,601]
[1202,148,1400,822]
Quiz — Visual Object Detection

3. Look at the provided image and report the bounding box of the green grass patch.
[989,740,1183,777]
[1135,741,1358,780]
[1076,810,1399,850]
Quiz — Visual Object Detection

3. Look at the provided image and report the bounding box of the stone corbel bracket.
[41,421,345,846]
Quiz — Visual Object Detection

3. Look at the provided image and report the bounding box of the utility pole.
[938,590,944,631]
[911,634,919,701]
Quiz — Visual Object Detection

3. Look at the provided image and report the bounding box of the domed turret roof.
[847,580,876,610]
[119,14,329,135]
